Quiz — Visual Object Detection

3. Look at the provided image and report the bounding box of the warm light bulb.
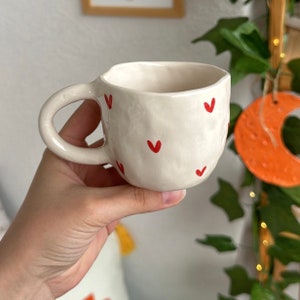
[261,222,267,229]
[249,191,256,198]
[256,264,263,272]
[273,38,280,46]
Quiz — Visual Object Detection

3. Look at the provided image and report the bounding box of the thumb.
[85,185,186,224]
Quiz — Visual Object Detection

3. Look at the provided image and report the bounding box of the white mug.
[39,61,230,191]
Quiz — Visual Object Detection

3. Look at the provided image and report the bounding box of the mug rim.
[99,61,230,96]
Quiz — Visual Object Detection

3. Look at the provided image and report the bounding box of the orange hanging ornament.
[234,92,300,187]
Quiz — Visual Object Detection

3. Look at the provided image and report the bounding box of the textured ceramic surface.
[39,61,230,191]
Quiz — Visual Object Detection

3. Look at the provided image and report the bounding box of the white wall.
[0,1,263,299]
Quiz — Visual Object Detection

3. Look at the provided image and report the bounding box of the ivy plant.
[193,2,300,299]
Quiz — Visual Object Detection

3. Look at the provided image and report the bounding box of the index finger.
[60,100,101,146]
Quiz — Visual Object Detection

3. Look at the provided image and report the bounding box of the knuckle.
[130,186,161,211]
[132,187,147,206]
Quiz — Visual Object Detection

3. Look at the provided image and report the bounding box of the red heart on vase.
[147,140,162,153]
[104,94,113,110]
[196,166,207,177]
[204,98,215,113]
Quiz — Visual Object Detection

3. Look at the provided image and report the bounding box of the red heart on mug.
[147,140,162,153]
[104,94,113,110]
[196,166,207,177]
[204,98,215,113]
[116,160,125,174]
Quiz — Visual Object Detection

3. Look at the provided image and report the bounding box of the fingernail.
[162,190,186,206]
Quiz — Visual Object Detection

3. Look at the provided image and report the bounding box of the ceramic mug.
[39,61,230,191]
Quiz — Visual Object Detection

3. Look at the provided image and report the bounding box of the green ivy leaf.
[196,234,237,252]
[269,235,300,265]
[252,201,261,252]
[211,179,244,221]
[259,186,300,237]
[228,103,243,137]
[250,282,276,300]
[250,282,293,300]
[192,17,270,84]
[282,115,300,155]
[279,294,295,300]
[288,58,300,93]
[230,103,243,122]
[277,270,300,290]
[225,265,256,296]
[192,17,249,54]
[280,185,300,206]
[229,53,268,84]
[220,28,269,84]
[228,139,238,154]
[220,21,269,60]
[241,167,255,187]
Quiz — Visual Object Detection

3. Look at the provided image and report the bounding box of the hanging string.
[258,0,286,147]
[259,75,278,147]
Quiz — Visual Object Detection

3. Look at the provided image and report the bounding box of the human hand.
[0,100,185,299]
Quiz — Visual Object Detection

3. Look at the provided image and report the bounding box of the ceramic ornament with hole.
[234,92,300,187]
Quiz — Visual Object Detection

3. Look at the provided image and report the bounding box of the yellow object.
[249,191,256,198]
[115,223,136,255]
[256,264,263,272]
[260,222,268,229]
[272,38,280,47]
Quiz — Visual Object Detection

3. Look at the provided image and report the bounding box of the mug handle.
[38,81,111,165]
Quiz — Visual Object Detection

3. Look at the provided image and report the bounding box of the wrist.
[0,277,53,300]
[0,236,53,300]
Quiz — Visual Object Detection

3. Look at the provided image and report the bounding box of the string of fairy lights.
[256,0,287,282]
